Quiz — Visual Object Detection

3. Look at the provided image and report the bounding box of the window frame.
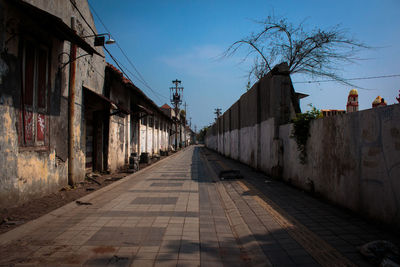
[19,38,51,151]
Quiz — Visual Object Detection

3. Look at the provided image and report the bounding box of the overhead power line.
[69,0,96,35]
[103,47,162,103]
[87,1,168,101]
[294,74,400,84]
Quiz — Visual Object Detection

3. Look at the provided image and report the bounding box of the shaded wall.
[0,0,105,208]
[279,104,400,227]
[205,63,400,228]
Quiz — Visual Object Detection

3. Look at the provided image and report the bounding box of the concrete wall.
[0,0,105,208]
[205,63,400,228]
[138,115,171,156]
[279,104,400,226]
[205,63,298,170]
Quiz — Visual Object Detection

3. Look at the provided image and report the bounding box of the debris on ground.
[219,169,243,180]
[104,177,122,182]
[75,201,92,206]
[109,255,129,263]
[86,172,101,178]
[59,185,75,191]
[358,240,400,266]
[86,176,101,185]
[1,218,24,226]
[0,152,169,235]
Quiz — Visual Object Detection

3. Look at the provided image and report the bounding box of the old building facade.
[0,0,177,209]
[0,0,107,208]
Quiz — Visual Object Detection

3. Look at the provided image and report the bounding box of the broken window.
[19,39,50,148]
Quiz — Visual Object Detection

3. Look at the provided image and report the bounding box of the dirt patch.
[92,246,116,254]
[0,154,171,235]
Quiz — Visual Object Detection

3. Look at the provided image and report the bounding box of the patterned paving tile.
[99,211,199,217]
[132,197,178,205]
[151,183,183,187]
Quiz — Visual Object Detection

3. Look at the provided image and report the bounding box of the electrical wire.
[71,0,168,102]
[87,1,169,101]
[77,50,105,80]
[294,74,400,84]
[104,46,162,103]
[69,0,96,35]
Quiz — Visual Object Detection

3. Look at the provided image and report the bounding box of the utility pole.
[170,79,183,151]
[214,108,222,121]
[184,102,188,115]
[183,102,188,147]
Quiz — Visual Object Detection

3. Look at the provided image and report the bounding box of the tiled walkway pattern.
[0,146,398,266]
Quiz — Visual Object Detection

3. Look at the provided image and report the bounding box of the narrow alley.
[1,145,396,267]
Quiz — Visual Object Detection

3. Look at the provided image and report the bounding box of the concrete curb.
[0,147,189,246]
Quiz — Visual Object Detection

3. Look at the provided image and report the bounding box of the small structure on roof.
[346,89,359,113]
[372,96,387,108]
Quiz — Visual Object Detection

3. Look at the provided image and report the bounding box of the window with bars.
[19,40,50,148]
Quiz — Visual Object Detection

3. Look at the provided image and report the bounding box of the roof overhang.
[9,0,102,57]
[83,87,129,116]
[134,104,153,115]
[295,92,309,99]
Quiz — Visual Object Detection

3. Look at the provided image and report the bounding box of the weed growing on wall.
[291,104,322,164]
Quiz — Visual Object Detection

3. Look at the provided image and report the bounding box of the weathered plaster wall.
[0,93,67,208]
[205,68,400,228]
[107,78,130,172]
[259,118,276,173]
[0,0,105,208]
[147,121,153,154]
[108,115,128,172]
[279,104,400,227]
[140,121,146,154]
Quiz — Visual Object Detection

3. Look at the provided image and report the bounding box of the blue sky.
[88,0,400,130]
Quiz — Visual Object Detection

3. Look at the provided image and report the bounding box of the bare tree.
[224,16,368,85]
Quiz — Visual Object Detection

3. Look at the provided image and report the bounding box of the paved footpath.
[0,146,398,266]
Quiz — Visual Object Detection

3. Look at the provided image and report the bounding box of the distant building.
[346,89,359,113]
[372,96,387,108]
[321,109,346,117]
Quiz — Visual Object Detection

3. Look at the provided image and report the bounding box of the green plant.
[291,104,322,164]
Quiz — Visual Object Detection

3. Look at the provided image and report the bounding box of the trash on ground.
[358,240,400,266]
[219,170,243,179]
[86,176,101,185]
[75,201,92,205]
[105,177,122,182]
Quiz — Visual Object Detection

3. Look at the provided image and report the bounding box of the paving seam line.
[236,180,357,267]
[0,147,189,246]
[199,148,271,266]
[204,148,357,267]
